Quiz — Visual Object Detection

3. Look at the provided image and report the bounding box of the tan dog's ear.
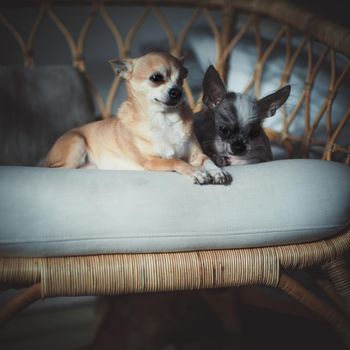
[108,58,133,79]
[182,66,188,79]
[176,55,188,78]
[178,55,185,64]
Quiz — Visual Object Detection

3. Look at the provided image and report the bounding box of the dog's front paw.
[192,168,212,185]
[203,159,232,185]
[208,168,232,185]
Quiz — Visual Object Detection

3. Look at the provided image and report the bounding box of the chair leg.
[316,278,344,310]
[0,282,41,326]
[277,273,350,347]
[323,257,350,316]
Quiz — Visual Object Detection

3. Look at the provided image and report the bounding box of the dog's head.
[108,52,188,110]
[202,65,290,156]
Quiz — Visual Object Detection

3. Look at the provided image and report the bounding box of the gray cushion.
[0,66,96,166]
[0,159,349,257]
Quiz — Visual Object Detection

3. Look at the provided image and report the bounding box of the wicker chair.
[0,0,350,347]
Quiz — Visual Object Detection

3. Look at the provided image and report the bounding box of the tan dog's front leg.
[143,157,213,185]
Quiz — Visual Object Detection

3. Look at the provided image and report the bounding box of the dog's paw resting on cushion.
[193,65,291,166]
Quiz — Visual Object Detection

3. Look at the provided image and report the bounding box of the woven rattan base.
[1,230,349,298]
[2,230,350,345]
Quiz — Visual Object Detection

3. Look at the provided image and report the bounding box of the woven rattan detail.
[1,230,349,297]
[37,251,277,296]
[0,258,41,285]
[324,257,350,315]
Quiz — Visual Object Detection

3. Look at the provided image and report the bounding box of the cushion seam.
[0,222,347,245]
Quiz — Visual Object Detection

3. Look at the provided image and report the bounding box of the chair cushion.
[0,159,349,257]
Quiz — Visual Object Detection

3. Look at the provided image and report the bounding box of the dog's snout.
[231,140,246,155]
[168,88,182,101]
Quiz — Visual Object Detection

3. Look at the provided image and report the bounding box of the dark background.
[293,0,349,28]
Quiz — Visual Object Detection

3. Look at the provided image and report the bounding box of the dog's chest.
[149,112,190,159]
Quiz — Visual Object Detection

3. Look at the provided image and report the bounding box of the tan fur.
[44,52,230,184]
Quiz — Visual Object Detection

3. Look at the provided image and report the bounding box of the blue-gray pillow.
[0,66,96,166]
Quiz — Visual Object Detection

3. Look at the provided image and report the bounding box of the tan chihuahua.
[44,52,231,185]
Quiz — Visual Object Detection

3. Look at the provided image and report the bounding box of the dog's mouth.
[154,98,182,108]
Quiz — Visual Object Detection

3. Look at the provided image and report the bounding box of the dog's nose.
[231,141,246,155]
[168,88,182,101]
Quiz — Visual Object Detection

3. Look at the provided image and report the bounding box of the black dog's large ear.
[108,58,133,79]
[256,85,291,119]
[202,65,227,109]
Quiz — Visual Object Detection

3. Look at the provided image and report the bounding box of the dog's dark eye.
[150,73,164,83]
[218,125,231,137]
